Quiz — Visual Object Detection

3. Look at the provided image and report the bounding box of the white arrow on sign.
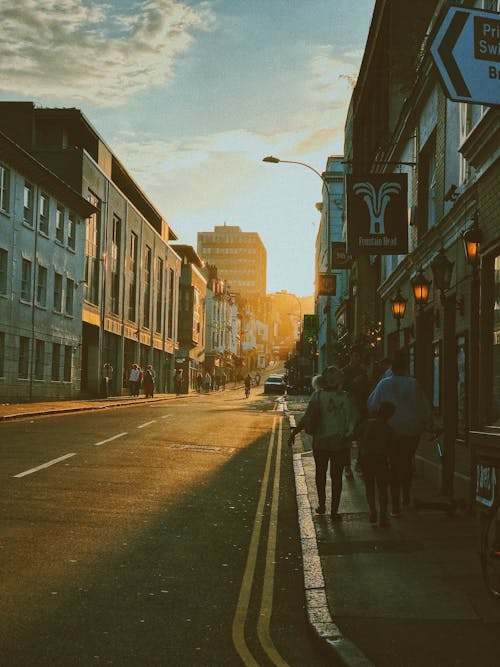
[430,6,500,106]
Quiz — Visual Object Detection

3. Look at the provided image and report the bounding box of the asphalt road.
[0,388,329,666]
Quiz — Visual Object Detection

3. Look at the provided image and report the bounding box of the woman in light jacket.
[289,366,358,522]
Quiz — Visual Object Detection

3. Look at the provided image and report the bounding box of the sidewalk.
[0,392,190,421]
[287,399,500,666]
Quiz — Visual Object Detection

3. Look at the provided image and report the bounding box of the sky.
[0,0,375,296]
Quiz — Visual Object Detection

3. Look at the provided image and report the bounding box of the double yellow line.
[232,416,290,666]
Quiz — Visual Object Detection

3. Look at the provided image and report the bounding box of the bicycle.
[477,463,500,598]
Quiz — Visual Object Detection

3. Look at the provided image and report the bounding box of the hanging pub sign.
[331,242,353,269]
[317,273,337,297]
[346,173,408,255]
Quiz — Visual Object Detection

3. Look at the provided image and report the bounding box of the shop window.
[35,339,45,380]
[51,343,61,381]
[491,254,500,425]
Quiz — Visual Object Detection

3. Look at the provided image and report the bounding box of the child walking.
[356,401,395,527]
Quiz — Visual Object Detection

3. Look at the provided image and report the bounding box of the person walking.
[220,371,227,391]
[356,401,396,527]
[289,366,357,522]
[196,372,203,393]
[129,364,140,397]
[204,372,212,393]
[244,373,252,398]
[143,364,155,398]
[342,344,369,478]
[174,368,184,396]
[367,351,433,515]
[102,362,113,398]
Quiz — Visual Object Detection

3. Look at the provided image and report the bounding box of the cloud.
[0,0,214,106]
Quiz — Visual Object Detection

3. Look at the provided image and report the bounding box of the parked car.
[264,374,286,394]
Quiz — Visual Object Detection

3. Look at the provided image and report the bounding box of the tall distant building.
[197,224,267,301]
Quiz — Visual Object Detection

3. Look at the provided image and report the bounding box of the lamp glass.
[462,227,481,267]
[431,248,453,292]
[391,293,407,320]
[411,271,431,306]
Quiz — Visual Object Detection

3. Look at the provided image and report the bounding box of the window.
[167,268,175,338]
[35,339,45,380]
[53,272,63,312]
[36,264,47,307]
[0,248,7,295]
[21,258,32,301]
[39,193,49,235]
[55,204,65,243]
[459,104,472,185]
[63,345,72,381]
[18,336,30,379]
[417,133,437,237]
[66,278,74,315]
[143,245,151,328]
[51,343,60,381]
[0,331,4,377]
[155,258,163,333]
[84,192,101,305]
[128,232,138,321]
[110,214,121,314]
[23,182,34,225]
[0,164,10,213]
[67,212,76,250]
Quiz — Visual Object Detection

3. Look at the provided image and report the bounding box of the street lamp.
[462,214,481,269]
[430,247,454,305]
[411,268,431,309]
[263,155,331,370]
[391,290,407,330]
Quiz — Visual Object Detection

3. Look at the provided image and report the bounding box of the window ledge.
[459,108,500,169]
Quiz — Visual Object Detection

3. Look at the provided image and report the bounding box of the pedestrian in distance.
[356,401,396,527]
[143,364,155,398]
[255,372,261,386]
[220,371,227,391]
[102,362,113,398]
[244,373,252,398]
[342,344,369,479]
[129,363,140,397]
[196,372,203,393]
[204,372,212,393]
[288,366,358,522]
[174,368,184,396]
[367,351,434,516]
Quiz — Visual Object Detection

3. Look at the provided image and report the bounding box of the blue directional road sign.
[430,5,500,106]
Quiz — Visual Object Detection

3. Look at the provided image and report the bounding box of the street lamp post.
[263,155,331,372]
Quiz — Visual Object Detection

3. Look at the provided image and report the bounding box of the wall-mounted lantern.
[391,290,407,330]
[411,269,431,309]
[431,247,454,305]
[462,214,481,268]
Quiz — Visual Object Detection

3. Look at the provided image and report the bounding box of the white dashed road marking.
[94,432,128,446]
[14,452,76,478]
[137,421,155,429]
